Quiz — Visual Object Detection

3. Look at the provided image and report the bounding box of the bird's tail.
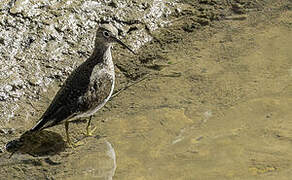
[29,118,46,132]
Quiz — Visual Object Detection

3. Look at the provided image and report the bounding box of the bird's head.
[95,24,135,54]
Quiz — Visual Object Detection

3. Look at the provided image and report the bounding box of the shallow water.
[101,10,292,180]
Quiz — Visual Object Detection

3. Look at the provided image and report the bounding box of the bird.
[28,24,135,147]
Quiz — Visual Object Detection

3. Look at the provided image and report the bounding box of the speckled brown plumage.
[31,53,113,131]
[29,24,134,136]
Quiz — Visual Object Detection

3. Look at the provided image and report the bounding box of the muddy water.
[99,10,292,179]
[1,2,292,180]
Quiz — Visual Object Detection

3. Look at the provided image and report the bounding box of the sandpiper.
[29,24,135,147]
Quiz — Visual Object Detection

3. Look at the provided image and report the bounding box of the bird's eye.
[103,31,110,38]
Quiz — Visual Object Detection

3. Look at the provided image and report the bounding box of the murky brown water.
[1,1,292,180]
[100,11,292,180]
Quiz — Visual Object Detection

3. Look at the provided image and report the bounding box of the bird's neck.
[102,46,114,70]
[87,44,114,73]
[89,43,111,63]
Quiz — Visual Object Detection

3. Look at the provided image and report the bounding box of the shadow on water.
[5,130,65,157]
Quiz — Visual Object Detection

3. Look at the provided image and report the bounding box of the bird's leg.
[65,121,73,147]
[85,116,97,136]
[65,121,83,147]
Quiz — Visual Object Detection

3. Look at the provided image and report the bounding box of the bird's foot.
[84,127,97,137]
[66,140,84,148]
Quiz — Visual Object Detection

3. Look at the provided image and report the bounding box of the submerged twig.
[111,74,150,99]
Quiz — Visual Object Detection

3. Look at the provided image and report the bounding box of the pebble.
[4,85,13,92]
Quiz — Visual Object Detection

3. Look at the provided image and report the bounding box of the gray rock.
[0,0,178,125]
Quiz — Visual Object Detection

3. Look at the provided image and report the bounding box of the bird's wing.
[30,62,94,131]
[30,81,85,131]
[30,62,114,131]
[30,104,76,131]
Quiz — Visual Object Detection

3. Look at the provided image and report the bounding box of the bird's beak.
[113,36,136,54]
